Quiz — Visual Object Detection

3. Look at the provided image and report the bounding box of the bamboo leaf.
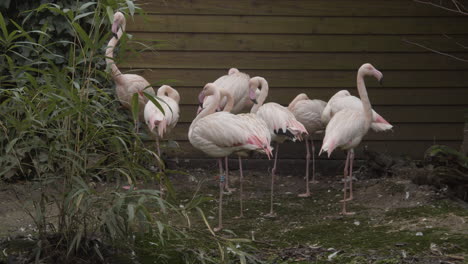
[143,91,165,115]
[126,0,135,16]
[131,92,139,123]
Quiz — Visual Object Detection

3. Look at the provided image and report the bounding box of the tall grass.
[0,2,257,263]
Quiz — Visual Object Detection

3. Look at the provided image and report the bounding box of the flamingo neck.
[288,94,306,110]
[191,89,220,126]
[105,26,125,83]
[158,85,180,103]
[220,89,234,112]
[250,77,269,113]
[356,71,372,129]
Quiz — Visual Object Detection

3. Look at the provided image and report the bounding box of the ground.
[1,164,467,263]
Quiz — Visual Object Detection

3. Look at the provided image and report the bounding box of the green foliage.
[0,1,255,263]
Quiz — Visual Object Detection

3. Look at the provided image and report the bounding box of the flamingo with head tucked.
[197,68,260,192]
[288,94,327,197]
[144,85,180,157]
[322,90,392,132]
[106,11,155,124]
[249,77,308,217]
[319,63,383,215]
[189,83,272,231]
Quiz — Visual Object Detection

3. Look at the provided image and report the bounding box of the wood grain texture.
[128,15,468,34]
[121,51,468,70]
[123,69,468,88]
[130,33,468,52]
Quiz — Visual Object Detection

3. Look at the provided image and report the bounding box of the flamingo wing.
[257,102,307,142]
[291,99,327,134]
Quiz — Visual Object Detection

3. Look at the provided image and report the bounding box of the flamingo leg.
[237,156,244,218]
[214,158,224,232]
[311,137,318,184]
[341,151,355,215]
[298,139,311,197]
[155,135,161,158]
[224,157,236,193]
[266,142,279,217]
[348,149,355,201]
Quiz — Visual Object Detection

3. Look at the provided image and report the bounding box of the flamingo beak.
[249,88,258,104]
[196,104,203,115]
[379,77,384,86]
[198,91,205,105]
[112,23,119,39]
[148,117,155,132]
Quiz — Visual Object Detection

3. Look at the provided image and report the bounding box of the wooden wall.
[123,0,468,161]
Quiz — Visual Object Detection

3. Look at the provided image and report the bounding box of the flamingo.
[217,88,272,217]
[322,90,392,132]
[319,63,383,215]
[288,94,327,197]
[197,68,260,192]
[249,77,308,217]
[106,11,155,124]
[144,85,180,157]
[189,83,272,231]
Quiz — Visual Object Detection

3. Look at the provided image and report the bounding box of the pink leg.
[311,137,318,184]
[236,156,244,218]
[224,157,236,193]
[298,140,311,197]
[341,151,355,215]
[214,158,225,232]
[348,149,354,201]
[266,142,279,217]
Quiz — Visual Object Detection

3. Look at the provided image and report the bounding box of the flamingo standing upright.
[249,77,308,217]
[319,63,383,215]
[106,12,155,124]
[322,90,392,132]
[288,94,327,197]
[144,85,180,157]
[189,83,272,231]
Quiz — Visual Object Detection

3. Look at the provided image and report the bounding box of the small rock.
[416,232,423,236]
[327,251,340,260]
[353,221,360,226]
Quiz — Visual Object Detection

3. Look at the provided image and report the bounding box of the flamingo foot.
[264,212,277,218]
[214,226,223,232]
[224,186,236,192]
[234,214,244,219]
[340,211,356,216]
[311,180,319,184]
[340,197,354,202]
[298,192,311,198]
[122,185,138,190]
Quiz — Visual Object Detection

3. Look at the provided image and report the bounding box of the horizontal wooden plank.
[159,123,462,141]
[139,0,456,16]
[126,69,468,88]
[168,87,468,106]
[130,33,468,52]
[128,16,468,34]
[175,105,467,123]
[121,51,468,70]
[160,140,462,160]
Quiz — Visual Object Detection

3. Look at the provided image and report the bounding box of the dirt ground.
[1,164,467,263]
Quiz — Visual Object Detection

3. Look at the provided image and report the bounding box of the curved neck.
[191,89,220,126]
[288,94,306,110]
[105,26,125,82]
[356,71,372,129]
[250,77,269,113]
[158,85,180,103]
[220,89,234,112]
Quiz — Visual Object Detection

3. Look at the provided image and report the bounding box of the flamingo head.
[359,63,383,85]
[112,12,126,39]
[248,78,260,104]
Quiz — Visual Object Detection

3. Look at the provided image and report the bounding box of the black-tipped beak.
[198,103,203,108]
[251,98,258,104]
[379,78,383,86]
[112,32,118,39]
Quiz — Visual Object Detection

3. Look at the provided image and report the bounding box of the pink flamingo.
[189,83,272,231]
[144,85,180,157]
[106,12,155,123]
[319,63,383,215]
[322,90,392,132]
[249,77,308,217]
[288,94,327,197]
[217,89,272,217]
[198,68,260,192]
